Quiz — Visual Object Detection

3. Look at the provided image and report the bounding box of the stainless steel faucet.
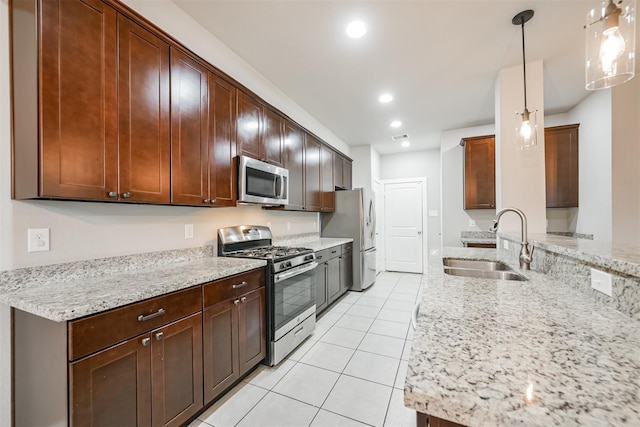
[489,207,534,270]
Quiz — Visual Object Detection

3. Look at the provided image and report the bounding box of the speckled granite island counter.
[405,247,640,427]
[274,232,353,252]
[0,245,266,321]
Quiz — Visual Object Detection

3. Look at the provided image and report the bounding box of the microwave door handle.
[280,176,286,199]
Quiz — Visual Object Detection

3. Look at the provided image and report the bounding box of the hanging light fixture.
[585,0,636,90]
[513,10,537,150]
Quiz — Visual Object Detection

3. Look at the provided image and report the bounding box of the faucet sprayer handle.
[489,220,499,233]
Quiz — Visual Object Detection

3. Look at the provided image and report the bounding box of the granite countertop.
[274,233,353,252]
[460,231,496,245]
[0,247,266,322]
[405,247,640,426]
[499,232,640,278]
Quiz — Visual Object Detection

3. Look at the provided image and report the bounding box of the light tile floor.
[190,271,424,427]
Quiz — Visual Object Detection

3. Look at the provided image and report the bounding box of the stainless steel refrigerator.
[321,188,377,291]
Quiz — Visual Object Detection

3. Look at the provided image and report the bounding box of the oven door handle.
[274,262,318,283]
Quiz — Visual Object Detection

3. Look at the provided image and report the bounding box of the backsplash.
[498,235,640,321]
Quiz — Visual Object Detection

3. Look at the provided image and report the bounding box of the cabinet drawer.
[69,287,201,361]
[315,246,340,262]
[203,268,265,307]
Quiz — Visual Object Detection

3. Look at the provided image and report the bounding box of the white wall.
[495,60,547,235]
[568,90,612,242]
[379,149,441,252]
[351,145,381,190]
[611,76,640,246]
[440,124,496,247]
[0,1,349,423]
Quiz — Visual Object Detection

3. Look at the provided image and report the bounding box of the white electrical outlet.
[184,224,194,239]
[28,228,50,252]
[287,221,291,231]
[503,239,509,250]
[468,219,476,228]
[591,268,612,296]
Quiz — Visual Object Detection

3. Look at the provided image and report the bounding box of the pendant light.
[513,10,537,150]
[585,0,636,90]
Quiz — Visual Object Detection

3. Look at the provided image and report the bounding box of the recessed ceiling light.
[346,21,367,39]
[379,94,393,103]
[401,141,410,148]
[390,120,402,128]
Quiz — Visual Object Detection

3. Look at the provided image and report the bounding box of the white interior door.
[372,180,384,274]
[384,181,423,273]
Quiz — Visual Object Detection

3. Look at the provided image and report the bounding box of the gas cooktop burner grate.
[226,246,312,260]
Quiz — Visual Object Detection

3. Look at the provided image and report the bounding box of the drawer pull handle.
[241,297,247,303]
[294,327,304,337]
[138,308,165,322]
[107,191,118,198]
[122,192,132,198]
[232,281,248,289]
[155,332,164,341]
[142,337,151,347]
[234,299,240,305]
[331,250,337,254]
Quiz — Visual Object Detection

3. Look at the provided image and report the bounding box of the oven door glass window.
[273,266,315,333]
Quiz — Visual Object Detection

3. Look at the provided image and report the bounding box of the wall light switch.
[287,221,291,231]
[28,228,50,252]
[428,210,438,217]
[184,224,194,239]
[591,268,612,296]
[503,239,509,250]
[468,219,476,228]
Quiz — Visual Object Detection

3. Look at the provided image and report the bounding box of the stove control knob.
[280,263,286,270]
[305,255,314,261]
[286,261,292,267]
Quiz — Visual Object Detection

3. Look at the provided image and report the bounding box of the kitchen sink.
[443,267,527,281]
[443,258,512,271]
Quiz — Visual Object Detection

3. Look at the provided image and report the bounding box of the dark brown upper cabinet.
[343,160,353,190]
[13,0,170,203]
[333,154,353,191]
[283,121,306,210]
[320,145,335,212]
[463,135,495,210]
[170,50,237,208]
[304,135,322,211]
[545,124,579,208]
[236,91,284,168]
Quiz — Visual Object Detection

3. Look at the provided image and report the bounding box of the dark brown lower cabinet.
[203,286,266,405]
[70,313,202,427]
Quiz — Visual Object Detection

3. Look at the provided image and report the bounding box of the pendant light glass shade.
[585,0,636,90]
[515,108,538,150]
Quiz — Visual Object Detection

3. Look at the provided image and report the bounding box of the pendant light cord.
[520,19,528,109]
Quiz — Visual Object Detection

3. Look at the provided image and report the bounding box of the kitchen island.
[406,247,640,426]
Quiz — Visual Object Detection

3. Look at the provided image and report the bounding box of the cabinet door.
[170,48,210,206]
[40,0,118,200]
[304,135,322,211]
[209,73,237,207]
[545,124,579,208]
[262,107,284,167]
[236,91,263,160]
[315,262,328,314]
[343,160,352,190]
[283,122,305,210]
[333,154,344,190]
[320,145,335,212]
[118,16,170,203]
[151,313,203,427]
[238,287,267,375]
[203,298,239,404]
[326,257,341,304]
[70,334,151,427]
[463,135,495,209]
[340,250,353,294]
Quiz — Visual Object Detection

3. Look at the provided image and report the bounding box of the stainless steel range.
[218,225,317,366]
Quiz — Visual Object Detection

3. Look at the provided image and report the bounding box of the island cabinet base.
[417,412,466,427]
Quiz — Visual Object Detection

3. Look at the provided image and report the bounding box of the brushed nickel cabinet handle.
[142,337,151,347]
[204,199,210,204]
[138,308,165,322]
[234,299,240,305]
[241,297,247,303]
[108,191,118,198]
[122,192,131,198]
[232,281,248,289]
[155,332,164,341]
[212,199,216,204]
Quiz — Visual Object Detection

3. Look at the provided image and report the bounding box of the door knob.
[418,231,422,235]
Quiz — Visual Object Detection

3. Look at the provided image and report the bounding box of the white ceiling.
[173,0,600,155]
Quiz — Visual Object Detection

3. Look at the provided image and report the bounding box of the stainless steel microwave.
[237,156,289,205]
